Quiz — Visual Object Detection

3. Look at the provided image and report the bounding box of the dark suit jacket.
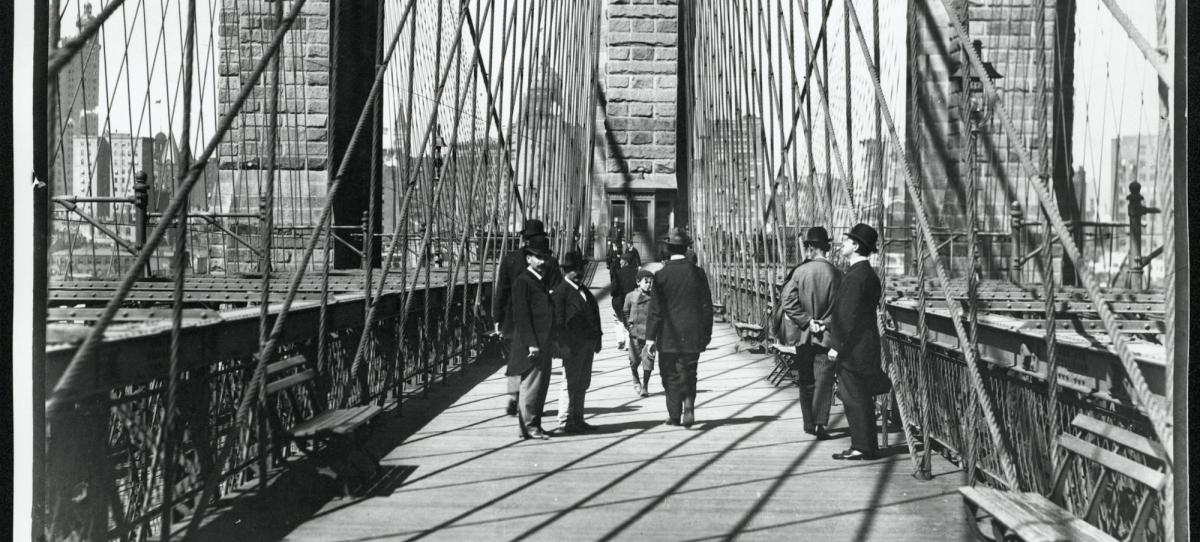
[645,257,714,354]
[777,258,842,347]
[610,265,639,323]
[493,248,560,336]
[553,278,602,356]
[829,260,882,374]
[506,268,557,375]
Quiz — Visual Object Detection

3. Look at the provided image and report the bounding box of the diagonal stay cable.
[47,0,310,412]
[843,0,1020,489]
[934,0,1172,464]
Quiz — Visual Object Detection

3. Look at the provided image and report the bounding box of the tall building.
[70,134,110,217]
[53,3,104,199]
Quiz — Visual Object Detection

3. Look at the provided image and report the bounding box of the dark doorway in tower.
[607,191,674,262]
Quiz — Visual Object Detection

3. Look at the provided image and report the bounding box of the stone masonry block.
[653,104,676,117]
[621,145,674,160]
[608,48,630,60]
[656,75,677,88]
[607,103,629,116]
[655,47,677,61]
[609,118,674,131]
[633,19,655,32]
[654,132,676,145]
[656,19,678,33]
[607,75,631,88]
[631,75,655,89]
[608,32,678,47]
[607,61,676,75]
[630,103,654,117]
[654,161,676,173]
[608,89,676,103]
[609,18,632,32]
[631,131,654,144]
[631,47,655,61]
[609,5,677,19]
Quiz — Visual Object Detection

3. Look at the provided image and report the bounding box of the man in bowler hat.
[643,228,714,427]
[777,226,842,440]
[828,223,888,460]
[506,236,558,440]
[493,219,560,416]
[551,251,603,434]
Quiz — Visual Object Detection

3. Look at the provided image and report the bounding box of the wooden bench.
[266,354,385,495]
[712,303,727,323]
[767,344,798,386]
[959,414,1167,542]
[732,322,767,353]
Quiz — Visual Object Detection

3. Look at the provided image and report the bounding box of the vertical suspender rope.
[844,0,1020,489]
[1154,1,1176,538]
[160,0,197,535]
[935,0,1172,462]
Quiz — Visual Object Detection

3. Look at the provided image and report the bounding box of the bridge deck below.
[199,273,968,541]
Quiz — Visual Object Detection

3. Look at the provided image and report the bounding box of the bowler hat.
[522,235,553,258]
[802,226,832,247]
[520,219,546,239]
[636,268,654,281]
[845,223,880,253]
[560,250,586,270]
[665,227,692,246]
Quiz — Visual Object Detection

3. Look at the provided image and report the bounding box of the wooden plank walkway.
[194,270,969,541]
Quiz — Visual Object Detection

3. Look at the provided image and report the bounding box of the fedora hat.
[665,227,692,247]
[522,235,553,258]
[520,219,546,239]
[802,226,832,247]
[560,250,586,270]
[845,223,880,253]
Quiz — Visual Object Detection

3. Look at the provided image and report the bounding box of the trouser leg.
[811,350,836,426]
[794,347,817,431]
[836,368,878,454]
[678,353,699,403]
[658,353,683,422]
[519,355,552,431]
[565,349,594,423]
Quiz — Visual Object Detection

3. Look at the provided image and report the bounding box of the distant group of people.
[490,217,889,457]
[491,219,714,438]
[773,222,891,460]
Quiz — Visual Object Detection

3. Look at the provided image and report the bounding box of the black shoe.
[814,426,832,440]
[575,420,598,431]
[663,419,681,426]
[506,398,518,417]
[526,428,552,440]
[803,426,815,435]
[554,424,585,435]
[832,448,877,460]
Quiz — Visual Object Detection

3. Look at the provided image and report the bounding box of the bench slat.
[772,344,797,355]
[265,369,316,396]
[289,406,381,438]
[267,355,308,376]
[1057,434,1167,491]
[959,487,1114,542]
[1070,414,1167,462]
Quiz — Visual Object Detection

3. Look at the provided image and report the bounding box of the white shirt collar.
[669,254,686,260]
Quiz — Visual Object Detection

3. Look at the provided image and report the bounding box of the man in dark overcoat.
[828,223,888,460]
[643,228,713,427]
[506,236,558,440]
[551,251,603,434]
[777,226,842,440]
[493,219,560,416]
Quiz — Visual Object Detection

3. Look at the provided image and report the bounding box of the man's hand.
[827,348,838,360]
[642,341,656,362]
[528,346,540,358]
[809,319,826,333]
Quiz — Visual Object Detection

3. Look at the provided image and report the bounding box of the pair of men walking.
[494,219,602,439]
[778,223,888,460]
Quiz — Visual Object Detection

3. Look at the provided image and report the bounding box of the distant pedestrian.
[551,251,603,434]
[644,228,714,428]
[610,249,640,349]
[775,226,842,440]
[622,268,655,397]
[828,223,890,460]
[492,219,560,416]
[505,236,558,440]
